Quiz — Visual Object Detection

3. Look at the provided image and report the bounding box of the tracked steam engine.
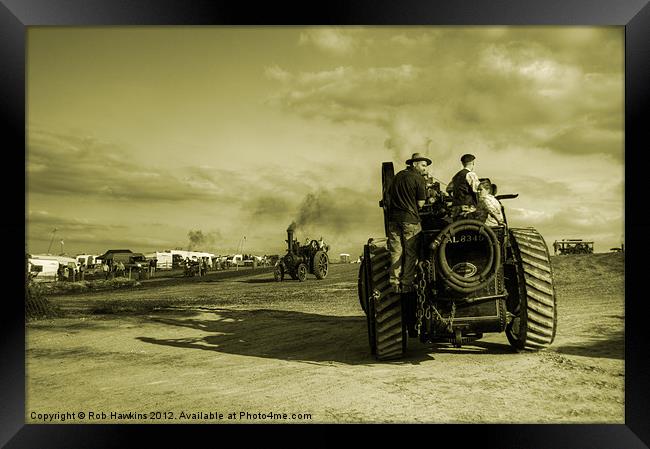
[274,225,330,282]
[358,162,558,360]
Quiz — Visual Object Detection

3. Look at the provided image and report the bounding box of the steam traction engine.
[553,239,594,255]
[274,226,329,282]
[358,162,558,360]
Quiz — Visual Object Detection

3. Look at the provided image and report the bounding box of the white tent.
[31,254,79,268]
[28,257,60,282]
[75,254,100,266]
[144,252,173,270]
[167,250,216,268]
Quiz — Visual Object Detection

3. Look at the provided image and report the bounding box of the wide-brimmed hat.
[406,152,432,166]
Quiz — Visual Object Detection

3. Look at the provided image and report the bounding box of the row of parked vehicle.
[27,249,280,283]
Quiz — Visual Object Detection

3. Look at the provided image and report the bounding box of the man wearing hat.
[446,153,481,220]
[387,152,430,293]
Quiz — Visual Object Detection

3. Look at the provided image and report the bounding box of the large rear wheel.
[380,162,395,238]
[313,251,329,280]
[361,245,376,354]
[506,228,557,350]
[358,257,368,314]
[365,239,404,360]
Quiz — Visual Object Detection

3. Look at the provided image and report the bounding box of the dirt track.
[26,254,624,423]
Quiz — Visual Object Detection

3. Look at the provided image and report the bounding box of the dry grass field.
[26,253,624,423]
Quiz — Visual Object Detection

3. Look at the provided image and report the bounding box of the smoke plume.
[187,229,219,250]
[290,188,376,236]
[295,192,325,229]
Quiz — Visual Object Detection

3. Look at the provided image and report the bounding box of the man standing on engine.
[387,152,430,293]
[446,153,481,220]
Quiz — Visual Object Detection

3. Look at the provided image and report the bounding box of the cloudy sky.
[26,26,624,257]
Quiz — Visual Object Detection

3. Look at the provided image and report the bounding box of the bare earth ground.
[26,253,624,424]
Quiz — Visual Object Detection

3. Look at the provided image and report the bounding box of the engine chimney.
[287,225,295,253]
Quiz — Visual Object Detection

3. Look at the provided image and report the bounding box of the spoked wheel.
[296,263,307,282]
[313,251,329,280]
[506,228,558,350]
[273,263,284,282]
[364,239,404,360]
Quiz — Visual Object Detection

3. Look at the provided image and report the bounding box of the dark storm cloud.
[508,205,622,245]
[27,210,226,253]
[69,235,173,251]
[542,125,623,158]
[247,196,292,220]
[27,210,140,253]
[27,129,244,202]
[499,176,572,201]
[29,233,177,253]
[256,163,350,193]
[266,28,623,160]
[267,65,420,122]
[27,210,127,233]
[490,28,623,74]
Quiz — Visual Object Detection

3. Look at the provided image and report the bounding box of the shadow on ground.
[136,308,516,365]
[236,279,277,284]
[137,308,381,365]
[429,340,516,355]
[552,331,624,360]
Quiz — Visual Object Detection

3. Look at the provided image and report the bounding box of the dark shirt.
[450,168,478,207]
[388,166,427,224]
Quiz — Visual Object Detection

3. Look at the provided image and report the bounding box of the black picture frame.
[5,0,649,447]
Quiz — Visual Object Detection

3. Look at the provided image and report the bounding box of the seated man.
[447,153,481,220]
[476,181,504,226]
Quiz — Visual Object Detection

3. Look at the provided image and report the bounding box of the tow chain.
[414,260,457,335]
[415,263,426,334]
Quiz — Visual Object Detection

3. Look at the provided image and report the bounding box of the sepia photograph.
[23,25,628,425]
